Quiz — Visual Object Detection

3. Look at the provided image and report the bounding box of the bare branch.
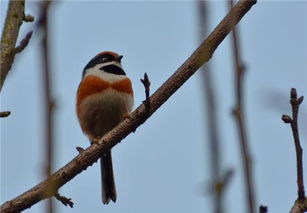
[37,1,55,213]
[282,88,305,199]
[0,0,34,92]
[228,0,255,212]
[282,88,306,213]
[198,1,223,212]
[0,1,257,212]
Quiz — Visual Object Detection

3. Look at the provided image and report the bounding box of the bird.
[76,51,134,204]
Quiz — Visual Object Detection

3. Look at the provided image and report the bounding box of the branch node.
[0,111,11,118]
[282,114,293,123]
[297,96,304,105]
[232,107,241,119]
[290,197,307,213]
[54,193,74,208]
[215,169,234,196]
[291,88,297,100]
[14,31,33,54]
[76,146,84,153]
[238,63,246,76]
[23,14,34,22]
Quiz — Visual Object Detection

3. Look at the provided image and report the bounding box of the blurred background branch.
[0,1,257,212]
[38,1,56,213]
[0,0,34,92]
[228,0,256,212]
[197,1,224,213]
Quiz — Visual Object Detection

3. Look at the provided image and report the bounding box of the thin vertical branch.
[282,89,307,213]
[228,1,255,213]
[197,1,223,213]
[39,1,54,213]
[282,88,305,200]
[140,73,151,112]
[289,89,305,200]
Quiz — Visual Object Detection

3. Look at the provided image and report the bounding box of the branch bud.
[297,96,304,105]
[282,114,292,123]
[291,88,297,100]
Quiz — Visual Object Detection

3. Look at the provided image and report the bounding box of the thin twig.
[54,193,74,208]
[76,146,84,153]
[14,31,33,54]
[197,1,223,213]
[140,73,151,112]
[282,88,305,210]
[0,0,34,92]
[228,1,255,213]
[0,111,11,118]
[0,1,257,212]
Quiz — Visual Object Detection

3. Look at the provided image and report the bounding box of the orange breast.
[111,78,133,94]
[76,75,133,112]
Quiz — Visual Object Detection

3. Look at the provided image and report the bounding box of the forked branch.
[282,88,307,213]
[0,0,34,92]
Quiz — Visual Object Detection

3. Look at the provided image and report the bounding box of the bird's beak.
[116,55,123,62]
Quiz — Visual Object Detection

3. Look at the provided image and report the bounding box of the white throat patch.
[84,63,127,83]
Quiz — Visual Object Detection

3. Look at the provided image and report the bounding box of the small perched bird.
[76,51,134,204]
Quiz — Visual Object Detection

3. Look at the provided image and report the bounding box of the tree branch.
[0,0,34,92]
[198,1,223,212]
[38,1,55,213]
[228,0,255,212]
[282,88,306,213]
[0,1,257,212]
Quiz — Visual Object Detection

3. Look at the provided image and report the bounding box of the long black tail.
[100,151,117,204]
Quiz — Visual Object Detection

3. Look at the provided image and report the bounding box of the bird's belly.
[77,89,133,139]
